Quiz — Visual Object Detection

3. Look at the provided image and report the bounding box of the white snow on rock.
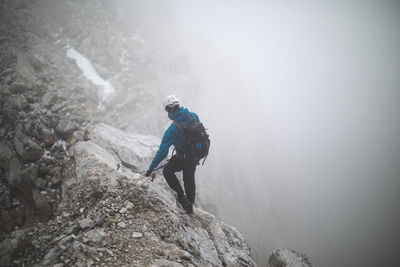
[66,47,115,106]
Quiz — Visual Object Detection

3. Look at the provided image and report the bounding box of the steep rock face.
[0,0,199,234]
[0,123,257,266]
[0,0,99,233]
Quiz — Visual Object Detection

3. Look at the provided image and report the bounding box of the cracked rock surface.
[0,123,257,266]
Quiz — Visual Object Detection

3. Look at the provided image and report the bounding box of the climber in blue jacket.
[145,95,199,214]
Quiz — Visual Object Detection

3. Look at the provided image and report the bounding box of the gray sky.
[166,1,400,266]
[94,0,400,265]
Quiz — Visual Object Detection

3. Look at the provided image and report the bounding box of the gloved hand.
[144,169,153,177]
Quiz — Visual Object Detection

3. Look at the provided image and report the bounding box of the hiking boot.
[177,195,193,214]
[182,199,193,214]
[184,203,193,214]
[177,194,187,206]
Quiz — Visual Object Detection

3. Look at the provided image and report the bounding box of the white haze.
[99,0,400,266]
[164,1,400,266]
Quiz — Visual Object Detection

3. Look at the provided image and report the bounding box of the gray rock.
[42,247,58,266]
[125,201,134,209]
[84,123,159,171]
[31,188,51,214]
[131,232,142,238]
[42,91,57,107]
[166,249,191,261]
[79,217,93,229]
[34,178,47,189]
[117,221,126,228]
[14,125,43,161]
[268,248,312,267]
[150,259,185,267]
[0,126,7,138]
[8,94,28,111]
[0,68,14,77]
[19,165,38,185]
[6,157,23,187]
[8,82,30,94]
[0,238,18,258]
[40,125,58,146]
[55,120,77,137]
[86,228,107,243]
[0,141,13,161]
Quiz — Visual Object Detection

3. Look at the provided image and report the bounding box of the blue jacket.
[149,107,199,170]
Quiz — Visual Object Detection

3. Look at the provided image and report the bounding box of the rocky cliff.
[0,1,312,266]
[0,123,257,266]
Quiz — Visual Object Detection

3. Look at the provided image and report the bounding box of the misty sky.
[89,0,400,265]
[159,1,400,266]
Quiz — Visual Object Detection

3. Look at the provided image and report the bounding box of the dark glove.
[144,169,153,177]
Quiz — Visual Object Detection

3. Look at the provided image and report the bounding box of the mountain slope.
[0,123,257,266]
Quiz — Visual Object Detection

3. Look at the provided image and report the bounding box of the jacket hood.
[169,106,189,122]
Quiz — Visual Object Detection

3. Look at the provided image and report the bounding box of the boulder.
[14,125,43,162]
[0,237,18,258]
[84,123,159,171]
[268,248,312,267]
[31,188,51,214]
[55,120,77,138]
[33,178,47,189]
[79,217,93,229]
[40,125,58,146]
[6,157,23,187]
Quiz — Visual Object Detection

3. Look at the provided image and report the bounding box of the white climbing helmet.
[164,95,180,110]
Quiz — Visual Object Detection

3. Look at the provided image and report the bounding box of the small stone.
[79,218,93,229]
[40,125,57,146]
[34,178,47,189]
[31,188,51,214]
[42,247,58,265]
[131,232,142,238]
[55,120,77,137]
[117,222,126,228]
[125,201,134,209]
[119,207,127,214]
[86,228,107,243]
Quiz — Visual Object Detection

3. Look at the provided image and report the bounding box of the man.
[145,95,200,214]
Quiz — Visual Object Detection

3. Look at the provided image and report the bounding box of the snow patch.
[66,47,115,107]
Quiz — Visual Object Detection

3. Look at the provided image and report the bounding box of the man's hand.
[144,169,153,177]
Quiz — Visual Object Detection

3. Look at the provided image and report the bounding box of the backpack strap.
[173,121,186,133]
[188,112,195,122]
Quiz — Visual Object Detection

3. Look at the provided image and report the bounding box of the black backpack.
[173,113,210,164]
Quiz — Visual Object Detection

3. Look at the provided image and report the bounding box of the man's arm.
[148,126,176,171]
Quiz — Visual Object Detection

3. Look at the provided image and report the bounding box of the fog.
[89,0,400,265]
[142,1,400,266]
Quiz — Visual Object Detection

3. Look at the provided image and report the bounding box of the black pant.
[163,155,198,204]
